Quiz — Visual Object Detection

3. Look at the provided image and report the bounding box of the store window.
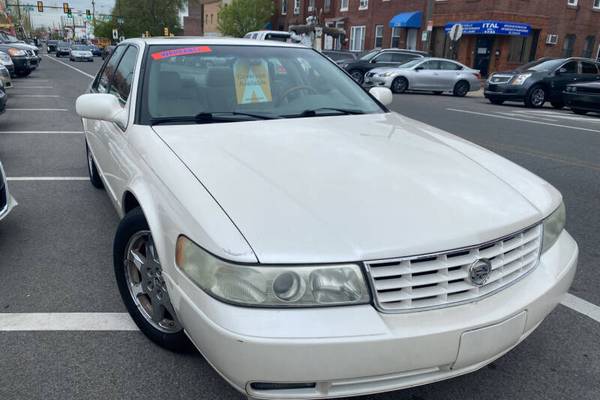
[563,34,576,57]
[583,36,595,58]
[391,27,400,48]
[359,0,368,9]
[374,25,383,48]
[293,0,300,14]
[281,0,287,15]
[340,0,348,11]
[350,26,366,52]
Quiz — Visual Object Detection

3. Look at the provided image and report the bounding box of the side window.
[373,53,394,63]
[391,53,411,63]
[95,45,127,93]
[421,60,440,70]
[581,62,598,74]
[109,46,139,104]
[440,61,462,70]
[561,61,578,74]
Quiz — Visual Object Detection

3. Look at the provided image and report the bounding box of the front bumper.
[72,56,93,62]
[363,74,394,88]
[484,82,528,100]
[167,230,578,399]
[0,164,17,221]
[11,57,31,74]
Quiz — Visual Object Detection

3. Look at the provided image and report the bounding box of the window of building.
[567,0,577,5]
[581,61,599,74]
[340,0,349,11]
[210,14,213,24]
[359,0,368,9]
[595,0,600,9]
[324,0,331,11]
[308,0,315,11]
[583,35,595,58]
[350,26,366,52]
[508,35,534,63]
[281,0,287,15]
[294,0,300,14]
[391,27,401,48]
[563,34,576,57]
[374,25,383,48]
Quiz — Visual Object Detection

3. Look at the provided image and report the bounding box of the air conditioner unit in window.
[546,34,558,45]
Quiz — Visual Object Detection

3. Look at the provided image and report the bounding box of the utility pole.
[423,0,434,53]
[15,0,23,38]
[92,0,96,26]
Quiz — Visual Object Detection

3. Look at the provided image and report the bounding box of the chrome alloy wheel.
[124,231,181,333]
[531,87,545,107]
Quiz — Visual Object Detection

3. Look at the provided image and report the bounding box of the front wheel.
[524,85,546,108]
[86,143,104,189]
[453,81,470,97]
[391,77,408,93]
[114,208,193,352]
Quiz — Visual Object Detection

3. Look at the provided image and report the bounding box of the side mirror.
[369,87,393,106]
[370,58,378,64]
[556,67,567,75]
[76,93,127,130]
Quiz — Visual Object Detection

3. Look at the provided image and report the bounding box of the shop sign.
[444,20,531,36]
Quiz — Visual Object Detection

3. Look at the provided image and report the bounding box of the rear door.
[550,60,578,98]
[437,60,464,90]
[579,61,600,83]
[413,60,441,90]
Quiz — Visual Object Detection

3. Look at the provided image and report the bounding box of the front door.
[474,36,494,77]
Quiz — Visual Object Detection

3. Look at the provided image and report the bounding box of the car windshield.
[517,59,564,72]
[142,44,383,124]
[58,42,69,47]
[72,45,87,51]
[359,49,380,61]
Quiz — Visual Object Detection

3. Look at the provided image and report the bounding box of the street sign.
[112,29,118,40]
[448,24,464,41]
[63,2,69,13]
[163,27,169,36]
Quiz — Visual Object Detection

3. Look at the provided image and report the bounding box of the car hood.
[153,113,558,264]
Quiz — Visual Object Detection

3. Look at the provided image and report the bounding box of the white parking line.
[447,108,600,134]
[496,112,558,122]
[0,313,138,331]
[5,108,68,111]
[44,55,95,79]
[11,94,61,98]
[12,86,54,89]
[7,177,88,181]
[562,294,600,323]
[0,130,82,134]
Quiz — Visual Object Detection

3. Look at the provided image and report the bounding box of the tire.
[453,80,470,97]
[551,101,564,109]
[349,70,364,84]
[86,143,104,189]
[488,97,504,105]
[391,77,408,94]
[524,85,546,108]
[572,108,588,115]
[114,207,193,353]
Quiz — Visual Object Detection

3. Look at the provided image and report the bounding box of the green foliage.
[217,0,274,38]
[93,20,115,40]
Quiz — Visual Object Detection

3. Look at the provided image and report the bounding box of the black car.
[322,50,359,65]
[0,43,35,76]
[340,48,428,84]
[485,57,600,108]
[56,42,71,57]
[87,45,102,57]
[563,81,600,115]
[47,40,58,53]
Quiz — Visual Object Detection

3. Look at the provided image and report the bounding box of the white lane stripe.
[11,94,61,98]
[7,177,88,181]
[0,313,138,331]
[496,112,558,122]
[44,55,95,79]
[447,108,600,134]
[6,108,68,111]
[12,86,54,89]
[0,130,82,134]
[561,294,600,323]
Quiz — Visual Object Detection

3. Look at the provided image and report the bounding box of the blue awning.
[389,11,423,29]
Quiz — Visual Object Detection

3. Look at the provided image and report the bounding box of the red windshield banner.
[151,46,212,60]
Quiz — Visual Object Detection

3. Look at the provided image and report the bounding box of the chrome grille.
[489,75,512,84]
[367,224,543,312]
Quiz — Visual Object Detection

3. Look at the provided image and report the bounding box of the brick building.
[184,0,232,36]
[273,0,600,75]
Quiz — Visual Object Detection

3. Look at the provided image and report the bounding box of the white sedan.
[77,38,577,400]
[69,45,93,62]
[364,57,481,96]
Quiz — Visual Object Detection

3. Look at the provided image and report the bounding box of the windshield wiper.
[282,107,365,118]
[151,111,279,126]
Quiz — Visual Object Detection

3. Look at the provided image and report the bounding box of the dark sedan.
[322,50,359,65]
[86,45,102,57]
[564,82,600,115]
[340,48,427,84]
[485,57,600,108]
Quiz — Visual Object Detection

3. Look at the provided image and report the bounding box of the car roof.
[379,48,428,55]
[121,36,304,49]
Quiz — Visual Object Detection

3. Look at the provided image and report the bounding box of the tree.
[217,0,274,38]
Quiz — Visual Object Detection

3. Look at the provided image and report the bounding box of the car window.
[439,61,462,70]
[560,61,578,74]
[421,60,440,70]
[373,53,394,63]
[581,62,598,74]
[95,45,127,93]
[109,46,139,104]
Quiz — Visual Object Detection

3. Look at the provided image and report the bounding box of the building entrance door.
[474,36,494,77]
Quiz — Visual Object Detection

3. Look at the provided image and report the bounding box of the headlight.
[542,202,566,253]
[0,53,11,64]
[381,71,396,77]
[175,236,371,307]
[511,73,532,85]
[7,48,27,57]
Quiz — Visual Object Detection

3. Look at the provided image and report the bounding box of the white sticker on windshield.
[234,59,273,104]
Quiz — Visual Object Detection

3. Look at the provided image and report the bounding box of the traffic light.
[37,1,43,12]
[163,27,169,36]
[63,3,69,13]
[86,9,91,17]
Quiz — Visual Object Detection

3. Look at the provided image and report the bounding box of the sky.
[28,0,115,28]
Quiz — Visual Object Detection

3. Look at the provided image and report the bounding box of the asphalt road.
[0,56,598,400]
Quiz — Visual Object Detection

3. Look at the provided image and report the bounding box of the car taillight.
[473,72,482,80]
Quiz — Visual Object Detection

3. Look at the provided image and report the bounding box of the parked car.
[364,57,481,96]
[0,64,12,89]
[47,39,58,53]
[69,45,94,62]
[86,45,102,57]
[101,45,115,60]
[563,81,600,115]
[322,50,359,65]
[340,48,427,84]
[0,31,40,65]
[243,30,296,42]
[76,38,577,400]
[0,43,35,76]
[0,51,14,76]
[55,41,71,57]
[0,160,16,221]
[485,57,600,108]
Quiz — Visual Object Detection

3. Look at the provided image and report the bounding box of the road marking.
[0,313,138,331]
[0,130,82,134]
[447,108,600,134]
[496,112,558,122]
[7,177,88,181]
[562,294,600,323]
[44,55,95,79]
[11,94,61,98]
[514,109,600,122]
[12,86,54,89]
[6,108,68,111]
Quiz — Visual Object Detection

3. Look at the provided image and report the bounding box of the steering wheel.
[278,85,318,105]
